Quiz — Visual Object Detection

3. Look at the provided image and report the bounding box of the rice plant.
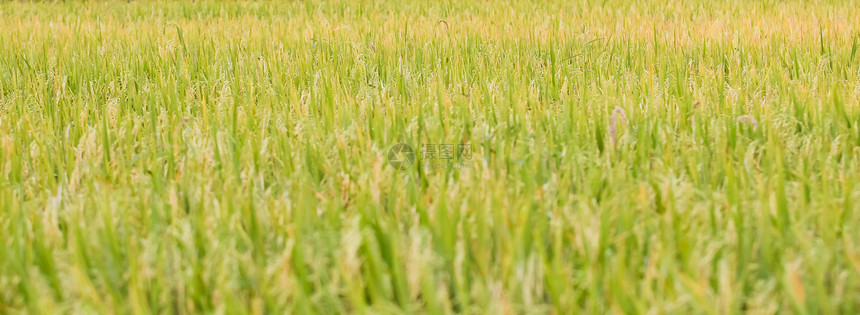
[1,0,859,313]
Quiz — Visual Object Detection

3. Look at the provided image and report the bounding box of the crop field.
[1,0,860,313]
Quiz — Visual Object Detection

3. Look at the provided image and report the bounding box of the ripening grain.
[1,0,860,313]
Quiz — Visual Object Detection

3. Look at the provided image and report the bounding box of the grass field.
[1,0,860,313]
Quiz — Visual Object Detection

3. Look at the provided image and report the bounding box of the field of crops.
[1,0,860,313]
